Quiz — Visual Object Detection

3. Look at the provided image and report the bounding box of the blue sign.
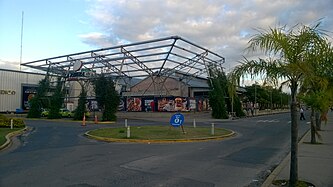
[170,113,184,127]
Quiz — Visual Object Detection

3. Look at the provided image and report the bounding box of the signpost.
[170,113,186,134]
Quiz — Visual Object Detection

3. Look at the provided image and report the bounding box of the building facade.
[0,69,46,112]
[0,68,212,113]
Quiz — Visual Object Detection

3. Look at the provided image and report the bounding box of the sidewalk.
[263,111,333,187]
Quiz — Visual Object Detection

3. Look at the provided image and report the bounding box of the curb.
[25,118,116,124]
[0,127,28,151]
[261,128,311,187]
[84,130,236,144]
[96,121,116,124]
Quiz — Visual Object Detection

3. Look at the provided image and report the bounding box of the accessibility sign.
[170,113,184,127]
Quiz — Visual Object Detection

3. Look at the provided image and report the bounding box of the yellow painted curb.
[95,121,116,124]
[0,127,28,150]
[84,130,236,144]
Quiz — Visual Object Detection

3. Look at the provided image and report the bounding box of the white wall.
[0,69,45,112]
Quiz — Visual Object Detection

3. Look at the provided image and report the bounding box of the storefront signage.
[68,71,95,78]
[67,69,96,80]
[0,89,16,95]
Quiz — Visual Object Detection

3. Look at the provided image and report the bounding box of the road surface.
[0,112,309,187]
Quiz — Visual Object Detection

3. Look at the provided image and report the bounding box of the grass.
[272,179,315,187]
[0,128,23,146]
[88,126,232,140]
[303,141,323,145]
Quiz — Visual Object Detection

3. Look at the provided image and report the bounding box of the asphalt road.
[0,112,309,187]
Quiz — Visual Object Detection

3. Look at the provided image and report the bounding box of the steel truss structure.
[21,36,225,95]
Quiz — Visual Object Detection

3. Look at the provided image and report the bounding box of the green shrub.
[0,114,25,128]
[0,114,6,121]
[11,118,25,128]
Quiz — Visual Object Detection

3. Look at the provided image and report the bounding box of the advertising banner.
[22,86,38,110]
[127,97,142,111]
[158,97,188,112]
[189,98,196,111]
[144,99,154,112]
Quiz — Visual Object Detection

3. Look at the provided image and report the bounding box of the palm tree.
[231,23,330,186]
[299,36,333,143]
[301,89,332,142]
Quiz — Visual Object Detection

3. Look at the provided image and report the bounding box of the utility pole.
[271,89,273,111]
[20,11,24,71]
[254,83,257,107]
[254,81,257,115]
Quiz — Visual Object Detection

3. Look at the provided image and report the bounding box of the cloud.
[83,0,333,71]
[0,59,21,71]
[79,32,116,47]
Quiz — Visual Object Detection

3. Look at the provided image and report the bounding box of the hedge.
[0,114,25,128]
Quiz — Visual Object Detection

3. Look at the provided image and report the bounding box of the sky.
[1,0,333,75]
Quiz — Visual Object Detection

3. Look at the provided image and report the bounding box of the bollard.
[211,123,215,135]
[193,119,196,128]
[94,115,98,124]
[125,119,128,127]
[82,115,86,126]
[127,125,130,138]
[10,119,13,129]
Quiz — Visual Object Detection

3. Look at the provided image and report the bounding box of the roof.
[21,36,225,81]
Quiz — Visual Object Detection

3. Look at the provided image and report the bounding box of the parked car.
[41,108,49,117]
[41,108,90,118]
[59,108,73,118]
[41,108,73,118]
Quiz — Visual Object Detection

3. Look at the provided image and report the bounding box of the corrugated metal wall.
[0,69,45,112]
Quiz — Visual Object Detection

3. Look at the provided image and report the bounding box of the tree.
[94,75,120,121]
[231,23,330,186]
[244,84,289,110]
[231,95,246,117]
[226,74,246,117]
[300,90,328,143]
[74,86,87,120]
[27,76,50,118]
[298,32,333,143]
[48,77,65,119]
[208,68,228,119]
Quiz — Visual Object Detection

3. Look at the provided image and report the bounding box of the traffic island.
[85,126,235,143]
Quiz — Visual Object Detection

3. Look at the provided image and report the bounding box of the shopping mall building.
[0,68,211,113]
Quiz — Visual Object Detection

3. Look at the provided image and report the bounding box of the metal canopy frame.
[22,36,225,95]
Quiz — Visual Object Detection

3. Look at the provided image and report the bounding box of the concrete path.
[263,111,333,187]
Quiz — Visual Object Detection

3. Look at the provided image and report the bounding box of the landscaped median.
[0,114,26,150]
[0,128,27,150]
[85,126,236,143]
